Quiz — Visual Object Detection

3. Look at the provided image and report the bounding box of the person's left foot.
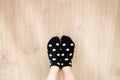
[60,36,75,68]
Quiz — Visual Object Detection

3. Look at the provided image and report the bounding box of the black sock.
[47,36,61,68]
[60,36,75,68]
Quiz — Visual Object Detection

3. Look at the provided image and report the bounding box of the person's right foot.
[47,36,61,68]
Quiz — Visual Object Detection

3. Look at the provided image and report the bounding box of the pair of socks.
[47,36,75,69]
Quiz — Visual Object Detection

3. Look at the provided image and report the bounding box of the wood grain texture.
[0,0,120,80]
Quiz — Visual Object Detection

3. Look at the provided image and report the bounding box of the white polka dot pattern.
[49,44,52,47]
[52,58,56,61]
[57,53,60,56]
[60,48,62,51]
[52,48,56,52]
[56,43,59,46]
[49,54,52,57]
[62,43,66,46]
[70,43,74,46]
[64,58,69,61]
[66,48,70,51]
[62,53,65,56]
[61,63,64,66]
[57,62,60,65]
[69,53,72,56]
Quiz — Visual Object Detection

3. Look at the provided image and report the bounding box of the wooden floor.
[0,0,120,80]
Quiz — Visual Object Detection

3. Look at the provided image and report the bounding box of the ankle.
[62,66,72,72]
[50,66,60,72]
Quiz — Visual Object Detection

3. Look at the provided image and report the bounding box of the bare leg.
[46,66,59,80]
[62,66,75,80]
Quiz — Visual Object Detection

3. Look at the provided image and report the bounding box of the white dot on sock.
[64,58,69,61]
[69,53,72,56]
[62,43,66,46]
[49,44,52,47]
[66,48,70,51]
[49,54,52,57]
[61,63,64,66]
[62,53,65,56]
[70,43,74,46]
[57,62,60,65]
[60,48,62,51]
[69,62,71,65]
[57,53,60,56]
[56,43,59,46]
[52,48,56,52]
[52,58,56,61]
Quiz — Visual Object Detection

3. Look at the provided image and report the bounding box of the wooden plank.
[0,0,120,80]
